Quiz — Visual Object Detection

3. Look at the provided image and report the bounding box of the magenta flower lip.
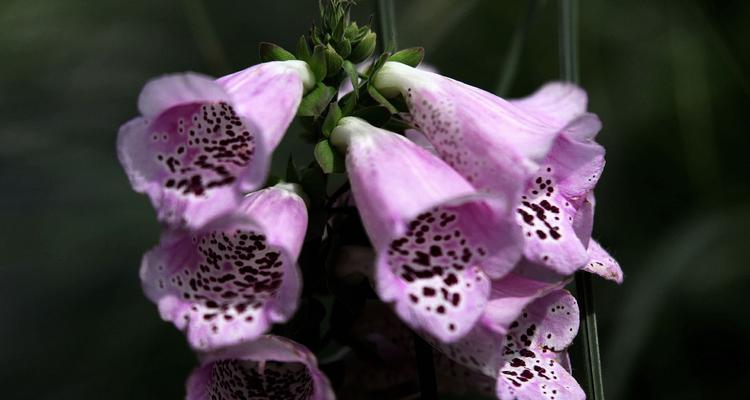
[186,335,335,400]
[140,184,308,351]
[117,61,313,230]
[332,117,523,343]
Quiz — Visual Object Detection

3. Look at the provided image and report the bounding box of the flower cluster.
[117,1,621,399]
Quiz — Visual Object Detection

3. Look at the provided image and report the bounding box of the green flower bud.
[349,31,377,63]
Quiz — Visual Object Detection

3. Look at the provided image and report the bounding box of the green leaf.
[314,140,345,174]
[366,51,390,77]
[349,31,377,63]
[342,60,359,99]
[388,47,425,67]
[367,85,398,114]
[333,16,346,42]
[382,117,413,133]
[310,45,328,82]
[322,102,343,138]
[296,35,311,62]
[298,83,337,117]
[259,42,296,62]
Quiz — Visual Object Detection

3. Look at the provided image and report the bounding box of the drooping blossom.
[118,61,314,229]
[140,183,308,350]
[186,335,334,400]
[429,290,584,400]
[374,62,611,275]
[330,116,523,342]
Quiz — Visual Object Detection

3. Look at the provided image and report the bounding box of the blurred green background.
[1,0,748,398]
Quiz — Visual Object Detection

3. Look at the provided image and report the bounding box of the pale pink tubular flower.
[331,117,523,342]
[117,61,314,229]
[429,290,585,400]
[374,62,617,275]
[186,335,335,400]
[140,183,308,351]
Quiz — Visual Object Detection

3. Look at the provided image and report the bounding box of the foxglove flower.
[140,183,308,350]
[432,290,584,400]
[118,61,314,229]
[186,335,334,400]
[495,290,583,400]
[374,63,608,274]
[330,117,523,342]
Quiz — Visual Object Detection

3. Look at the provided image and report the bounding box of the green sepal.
[334,38,352,59]
[388,47,425,67]
[314,140,346,174]
[353,24,371,42]
[352,105,392,127]
[310,45,328,82]
[367,85,398,114]
[344,21,359,39]
[382,117,413,134]
[322,102,343,138]
[259,42,296,62]
[333,16,346,42]
[349,31,377,63]
[296,35,311,62]
[324,45,344,78]
[366,51,390,77]
[298,83,337,117]
[342,60,359,100]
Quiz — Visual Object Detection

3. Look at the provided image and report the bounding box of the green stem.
[559,1,604,399]
[376,0,398,52]
[558,0,579,83]
[574,272,605,400]
[496,0,546,96]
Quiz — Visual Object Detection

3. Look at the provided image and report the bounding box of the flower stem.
[559,1,605,399]
[558,0,579,83]
[496,0,546,96]
[574,272,605,400]
[376,0,398,52]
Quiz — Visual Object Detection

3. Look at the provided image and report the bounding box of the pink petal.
[481,262,569,335]
[510,82,589,129]
[140,184,306,351]
[118,61,310,229]
[186,335,334,400]
[375,62,563,205]
[137,72,231,118]
[218,61,313,150]
[583,240,623,284]
[332,117,523,342]
[496,290,584,400]
[516,124,605,274]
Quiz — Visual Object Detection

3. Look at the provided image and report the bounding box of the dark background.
[1,0,748,398]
